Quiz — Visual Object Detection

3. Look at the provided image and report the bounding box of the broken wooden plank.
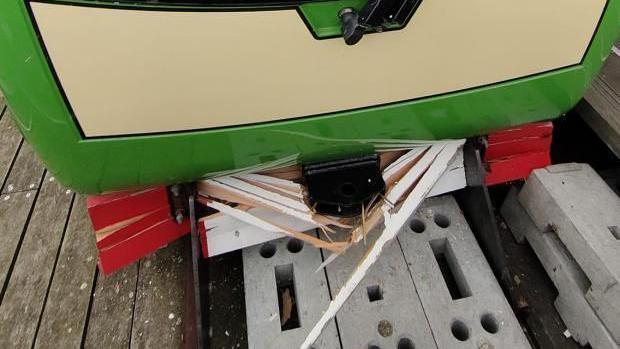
[237,177,303,200]
[34,195,98,349]
[0,111,23,191]
[130,240,186,348]
[84,263,139,349]
[201,180,341,229]
[235,173,302,192]
[428,147,465,197]
[206,201,345,253]
[0,173,73,348]
[382,147,427,186]
[301,140,463,349]
[385,144,444,204]
[0,190,36,290]
[206,154,299,179]
[200,143,467,259]
[2,141,45,194]
[213,177,309,212]
[203,207,317,257]
[259,165,302,181]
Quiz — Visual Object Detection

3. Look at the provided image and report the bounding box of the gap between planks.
[0,171,72,348]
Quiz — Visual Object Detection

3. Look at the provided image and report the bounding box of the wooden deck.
[0,99,188,348]
[580,42,620,157]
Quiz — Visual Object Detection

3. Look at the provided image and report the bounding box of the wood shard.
[281,288,293,326]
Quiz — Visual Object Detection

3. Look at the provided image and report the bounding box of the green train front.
[0,0,617,193]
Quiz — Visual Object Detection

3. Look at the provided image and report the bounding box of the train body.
[0,0,618,193]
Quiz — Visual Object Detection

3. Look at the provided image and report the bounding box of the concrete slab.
[324,230,437,349]
[502,188,619,349]
[519,163,620,341]
[398,195,530,349]
[243,234,340,349]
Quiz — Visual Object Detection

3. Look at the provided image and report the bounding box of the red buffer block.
[87,187,190,275]
[485,122,553,186]
[87,187,169,231]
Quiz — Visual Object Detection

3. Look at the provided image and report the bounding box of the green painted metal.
[299,0,366,37]
[0,0,618,194]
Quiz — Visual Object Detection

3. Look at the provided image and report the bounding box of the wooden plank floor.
[580,42,620,157]
[0,102,188,348]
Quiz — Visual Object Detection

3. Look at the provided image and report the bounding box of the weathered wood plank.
[34,195,98,349]
[0,110,23,191]
[130,240,186,349]
[597,45,620,94]
[2,141,45,194]
[582,51,620,157]
[84,263,138,349]
[0,173,73,348]
[0,190,36,290]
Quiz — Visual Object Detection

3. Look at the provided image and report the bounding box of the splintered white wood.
[428,147,465,197]
[204,180,319,225]
[214,177,309,212]
[203,207,317,256]
[235,173,302,192]
[203,148,464,257]
[382,147,427,183]
[205,154,299,178]
[385,144,444,204]
[300,140,463,349]
[206,201,334,252]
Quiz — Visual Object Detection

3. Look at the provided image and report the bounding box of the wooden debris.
[205,201,346,253]
[300,140,463,349]
[281,288,293,326]
[197,140,464,259]
[197,140,465,347]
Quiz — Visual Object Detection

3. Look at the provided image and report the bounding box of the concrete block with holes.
[323,230,437,349]
[501,188,619,349]
[518,163,620,342]
[398,195,531,349]
[243,235,340,349]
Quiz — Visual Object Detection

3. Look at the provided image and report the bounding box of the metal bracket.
[303,154,385,217]
[185,191,209,349]
[455,140,510,283]
[338,0,423,45]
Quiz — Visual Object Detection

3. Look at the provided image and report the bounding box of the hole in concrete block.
[377,320,393,337]
[480,313,500,334]
[367,344,381,349]
[397,337,415,349]
[275,264,300,331]
[609,226,620,240]
[409,219,425,234]
[366,284,383,302]
[430,239,472,300]
[451,320,470,341]
[433,213,450,228]
[286,238,304,253]
[260,243,276,258]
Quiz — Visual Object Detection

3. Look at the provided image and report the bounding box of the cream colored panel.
[31,1,605,137]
